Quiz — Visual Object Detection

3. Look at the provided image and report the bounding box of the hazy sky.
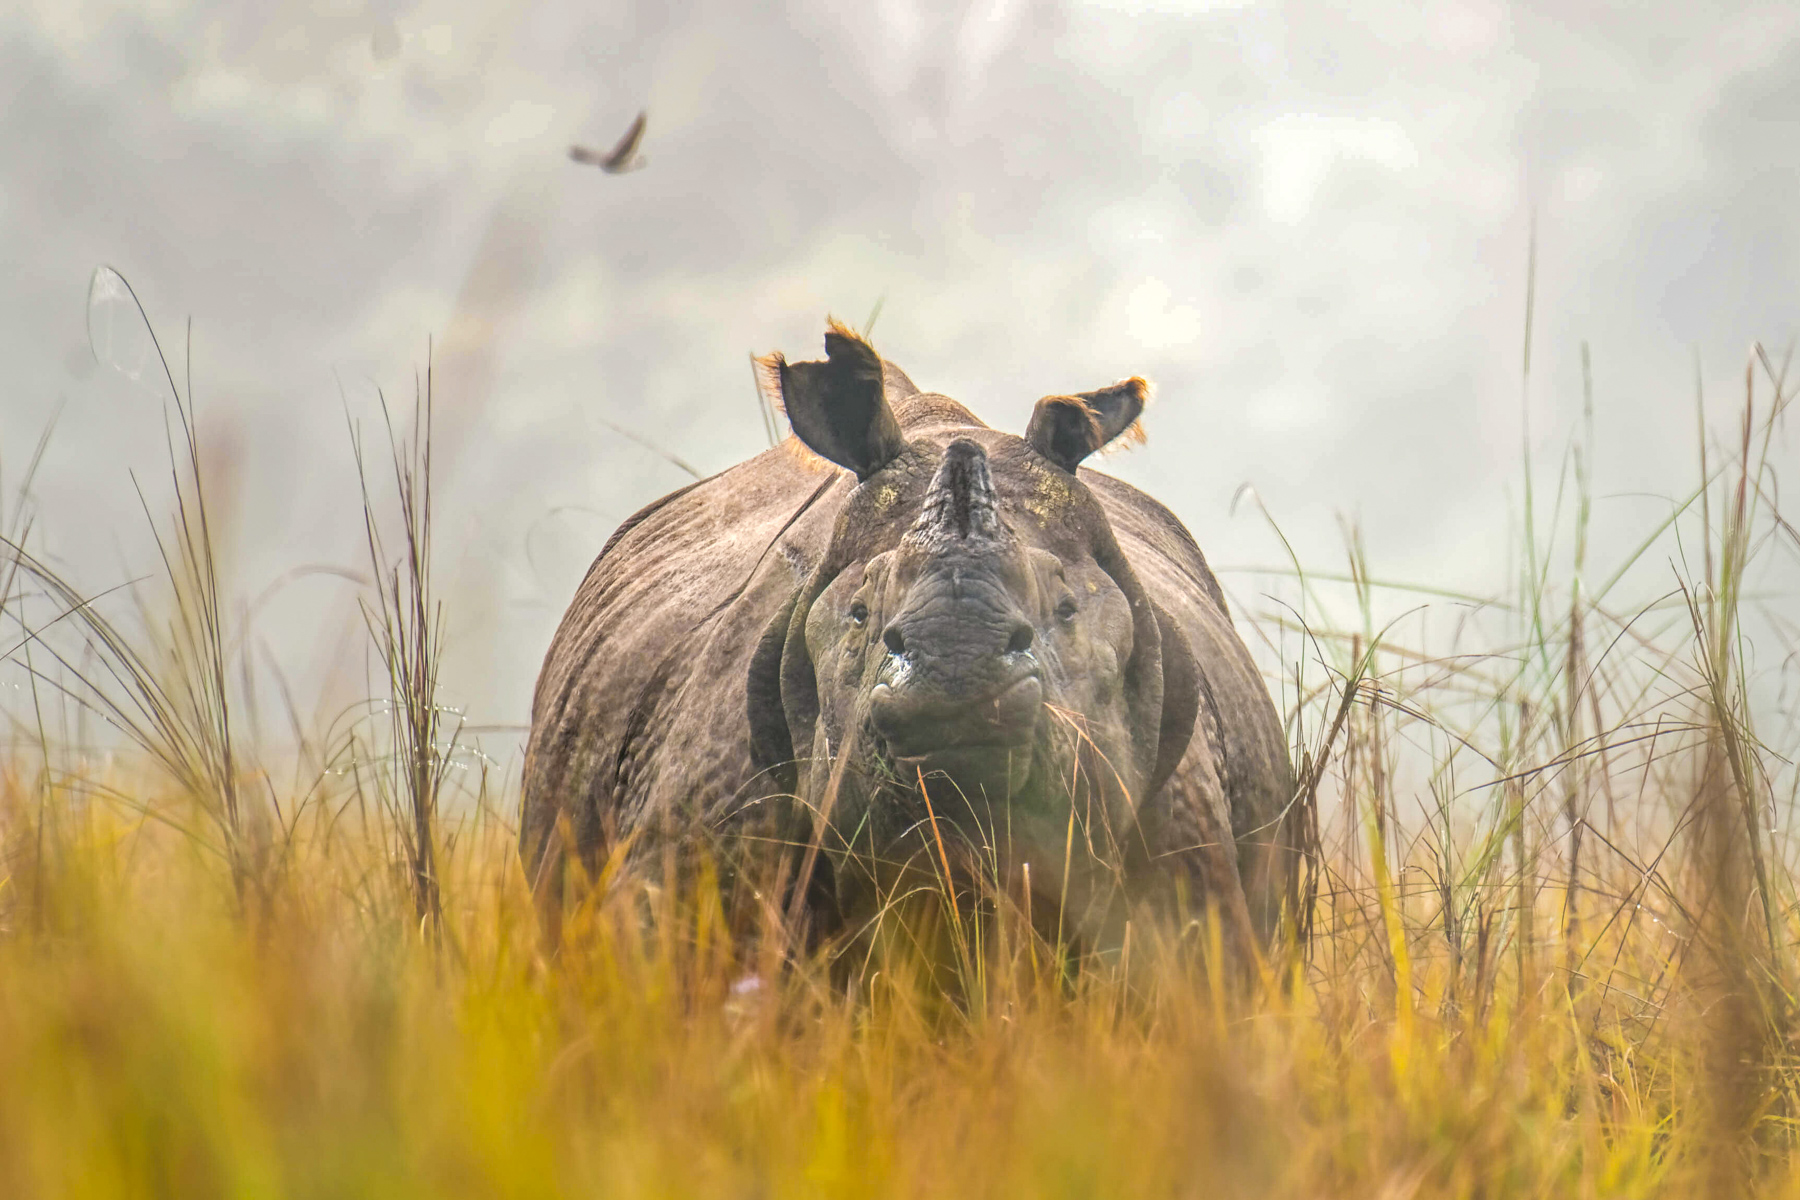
[3,0,1798,743]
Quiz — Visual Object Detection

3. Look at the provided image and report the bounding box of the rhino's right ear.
[758,321,907,480]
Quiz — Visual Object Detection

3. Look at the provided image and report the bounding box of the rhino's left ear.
[759,321,907,480]
[1024,377,1149,473]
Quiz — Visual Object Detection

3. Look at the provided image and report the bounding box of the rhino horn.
[905,438,1008,548]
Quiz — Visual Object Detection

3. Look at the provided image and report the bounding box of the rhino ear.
[1024,377,1149,473]
[760,321,907,480]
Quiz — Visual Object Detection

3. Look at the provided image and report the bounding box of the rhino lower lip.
[873,675,1043,759]
[894,747,1026,771]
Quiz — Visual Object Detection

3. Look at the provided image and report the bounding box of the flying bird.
[569,111,648,174]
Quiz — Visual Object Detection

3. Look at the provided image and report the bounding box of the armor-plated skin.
[521,327,1297,953]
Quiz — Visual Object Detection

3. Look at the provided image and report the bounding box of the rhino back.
[520,442,848,873]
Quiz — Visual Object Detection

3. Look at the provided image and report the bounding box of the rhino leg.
[1141,753,1259,968]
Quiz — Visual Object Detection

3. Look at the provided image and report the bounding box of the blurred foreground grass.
[0,760,1786,1198]
[2,304,1799,1195]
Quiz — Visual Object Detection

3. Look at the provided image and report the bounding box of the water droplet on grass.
[85,265,158,383]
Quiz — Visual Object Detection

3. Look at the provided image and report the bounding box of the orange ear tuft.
[824,315,866,343]
[752,351,787,417]
[1101,418,1148,454]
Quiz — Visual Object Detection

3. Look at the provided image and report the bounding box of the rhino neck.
[891,391,987,435]
[881,359,920,399]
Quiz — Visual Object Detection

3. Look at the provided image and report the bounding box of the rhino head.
[747,323,1200,932]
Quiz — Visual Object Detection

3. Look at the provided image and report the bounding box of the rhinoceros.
[520,323,1297,955]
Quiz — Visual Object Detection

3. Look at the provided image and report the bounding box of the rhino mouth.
[871,674,1044,766]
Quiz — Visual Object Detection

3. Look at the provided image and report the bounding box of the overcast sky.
[3,0,1797,746]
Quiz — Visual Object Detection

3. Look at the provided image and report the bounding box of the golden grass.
[0,765,1788,1199]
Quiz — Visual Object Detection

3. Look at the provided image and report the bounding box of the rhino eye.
[1055,596,1078,622]
[849,601,869,627]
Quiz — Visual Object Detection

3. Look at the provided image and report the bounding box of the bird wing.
[601,111,647,170]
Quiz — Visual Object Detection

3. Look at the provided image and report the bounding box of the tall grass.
[3,278,266,911]
[1,313,1798,1194]
[350,363,451,932]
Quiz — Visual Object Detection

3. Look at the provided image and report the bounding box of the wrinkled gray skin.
[521,327,1297,954]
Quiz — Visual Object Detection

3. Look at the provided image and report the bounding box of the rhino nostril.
[883,626,906,655]
[1006,624,1034,654]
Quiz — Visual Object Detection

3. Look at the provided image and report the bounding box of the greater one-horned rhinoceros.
[521,323,1297,953]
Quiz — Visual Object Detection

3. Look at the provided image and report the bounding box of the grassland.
[1,325,1797,1197]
